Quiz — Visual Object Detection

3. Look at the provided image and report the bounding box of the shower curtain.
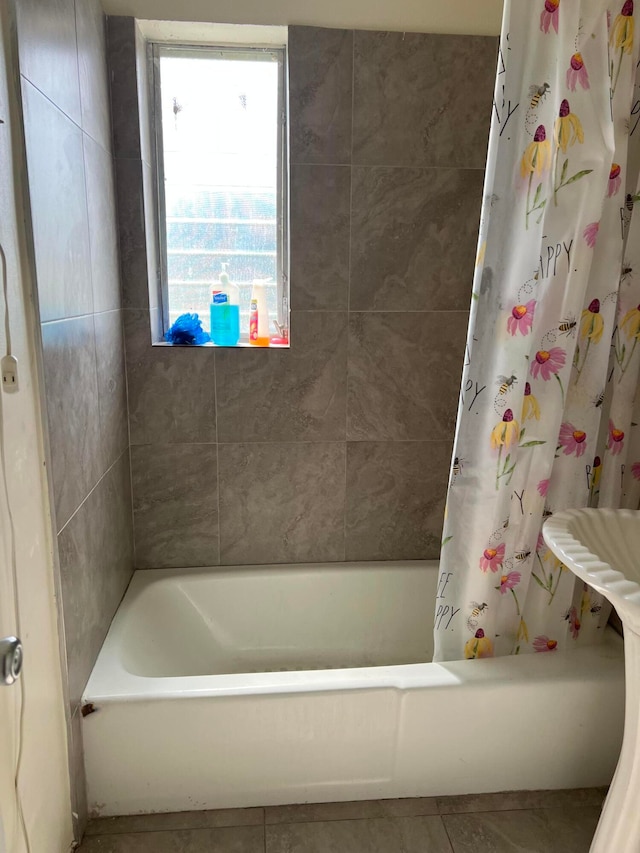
[434,0,640,661]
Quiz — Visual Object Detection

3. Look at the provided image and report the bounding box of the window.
[151,41,289,346]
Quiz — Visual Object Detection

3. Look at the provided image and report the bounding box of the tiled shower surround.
[15,4,496,838]
[17,0,134,832]
[110,23,497,568]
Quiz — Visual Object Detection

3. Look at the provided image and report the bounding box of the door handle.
[0,637,22,685]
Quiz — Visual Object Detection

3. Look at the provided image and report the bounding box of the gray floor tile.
[266,797,438,824]
[437,787,607,815]
[86,808,264,835]
[79,824,264,851]
[442,806,600,853]
[266,816,453,852]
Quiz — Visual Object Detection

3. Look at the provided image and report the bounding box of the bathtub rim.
[83,562,624,705]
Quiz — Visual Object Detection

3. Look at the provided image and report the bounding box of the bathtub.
[82,560,625,817]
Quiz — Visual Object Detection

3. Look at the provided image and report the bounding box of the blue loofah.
[164,313,211,345]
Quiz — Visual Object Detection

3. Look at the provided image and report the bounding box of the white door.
[0,4,73,851]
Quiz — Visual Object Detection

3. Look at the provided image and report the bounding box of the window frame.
[149,40,290,344]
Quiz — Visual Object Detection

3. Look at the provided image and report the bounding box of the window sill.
[152,340,290,349]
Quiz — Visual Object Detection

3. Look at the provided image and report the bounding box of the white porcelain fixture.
[544,508,640,853]
[83,560,624,817]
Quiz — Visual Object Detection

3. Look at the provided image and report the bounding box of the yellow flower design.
[490,409,520,449]
[621,303,640,339]
[521,382,540,421]
[517,618,529,644]
[464,629,494,659]
[580,299,604,343]
[554,99,584,153]
[611,0,634,54]
[520,125,552,178]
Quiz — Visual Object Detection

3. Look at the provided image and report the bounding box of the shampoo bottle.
[210,264,240,346]
[249,279,270,347]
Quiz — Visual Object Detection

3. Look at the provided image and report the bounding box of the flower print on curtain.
[434,0,640,662]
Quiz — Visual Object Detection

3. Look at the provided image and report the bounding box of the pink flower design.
[608,419,625,455]
[558,422,588,457]
[479,542,506,573]
[631,462,640,480]
[536,531,547,552]
[583,221,599,248]
[537,478,550,497]
[566,52,590,90]
[540,0,560,33]
[608,163,622,197]
[533,635,558,652]
[507,300,536,336]
[530,347,566,380]
[499,571,522,594]
[565,606,581,639]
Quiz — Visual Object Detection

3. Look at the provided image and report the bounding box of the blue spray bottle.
[210,263,240,346]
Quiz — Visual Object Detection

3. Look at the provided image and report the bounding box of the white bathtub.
[82,561,625,817]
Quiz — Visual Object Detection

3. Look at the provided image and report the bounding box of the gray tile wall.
[108,22,496,569]
[17,0,134,836]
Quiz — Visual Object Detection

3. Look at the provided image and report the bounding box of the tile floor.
[78,787,606,852]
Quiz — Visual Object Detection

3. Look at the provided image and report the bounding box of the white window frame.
[149,35,289,344]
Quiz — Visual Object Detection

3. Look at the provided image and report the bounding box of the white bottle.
[249,279,270,346]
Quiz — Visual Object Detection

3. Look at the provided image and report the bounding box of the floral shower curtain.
[434,0,640,661]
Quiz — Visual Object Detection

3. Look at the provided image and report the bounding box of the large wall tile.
[219,442,346,565]
[84,134,120,313]
[131,444,218,568]
[125,311,217,445]
[16,0,81,124]
[22,81,93,322]
[353,31,496,168]
[41,317,102,531]
[216,312,347,443]
[94,311,128,473]
[350,167,483,311]
[76,0,111,151]
[290,166,350,310]
[288,26,353,165]
[114,158,152,311]
[106,17,140,159]
[346,441,450,561]
[142,161,161,311]
[135,22,153,166]
[57,452,134,709]
[347,312,467,441]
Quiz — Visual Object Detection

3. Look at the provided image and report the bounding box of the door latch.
[0,637,22,685]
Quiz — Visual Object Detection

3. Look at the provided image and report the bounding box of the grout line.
[18,75,84,136]
[56,446,129,537]
[122,326,137,569]
[290,161,486,171]
[213,349,221,567]
[440,813,457,852]
[40,307,122,327]
[110,119,138,570]
[341,27,356,562]
[125,439,454,448]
